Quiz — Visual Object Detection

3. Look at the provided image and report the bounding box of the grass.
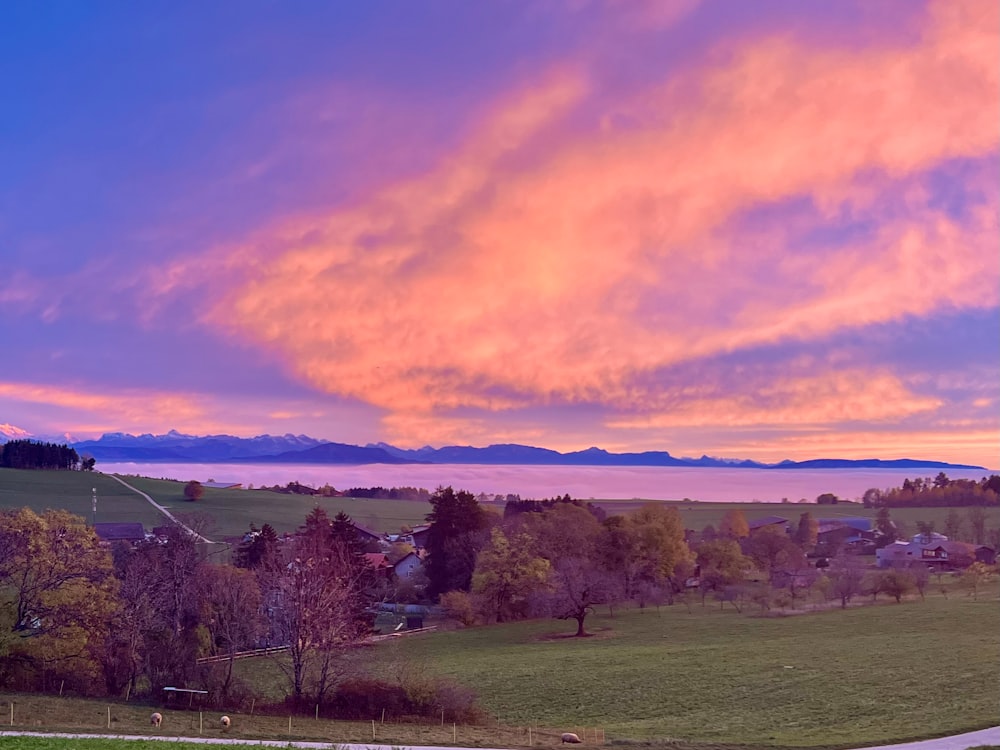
[341,584,997,748]
[0,737,292,750]
[0,468,431,538]
[0,693,566,749]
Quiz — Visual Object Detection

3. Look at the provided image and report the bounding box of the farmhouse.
[93,522,146,546]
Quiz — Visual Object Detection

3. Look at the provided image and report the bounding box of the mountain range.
[8,430,980,470]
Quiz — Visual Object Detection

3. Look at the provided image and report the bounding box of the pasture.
[228,579,1000,747]
[0,468,431,538]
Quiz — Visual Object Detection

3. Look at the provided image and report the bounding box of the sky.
[1,0,998,468]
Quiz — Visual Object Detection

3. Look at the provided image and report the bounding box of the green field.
[369,588,999,747]
[225,579,1000,747]
[0,737,279,750]
[0,468,431,538]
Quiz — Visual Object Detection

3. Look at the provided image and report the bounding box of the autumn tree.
[966,507,987,545]
[528,504,610,636]
[744,525,797,582]
[718,509,749,540]
[696,539,748,603]
[184,480,204,502]
[472,527,550,623]
[0,508,118,692]
[631,505,693,577]
[424,487,490,598]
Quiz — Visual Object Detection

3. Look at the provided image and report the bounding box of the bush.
[439,590,477,627]
[328,676,482,723]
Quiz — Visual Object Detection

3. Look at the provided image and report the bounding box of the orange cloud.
[196,0,997,449]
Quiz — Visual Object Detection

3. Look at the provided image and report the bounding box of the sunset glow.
[1,0,997,467]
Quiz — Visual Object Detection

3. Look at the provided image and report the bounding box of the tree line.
[0,439,94,471]
[863,473,1000,508]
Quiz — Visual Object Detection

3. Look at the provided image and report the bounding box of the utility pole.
[92,487,97,526]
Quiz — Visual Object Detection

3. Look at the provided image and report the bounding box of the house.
[409,524,431,549]
[876,535,990,570]
[363,552,393,577]
[352,522,385,546]
[202,481,242,489]
[393,550,425,580]
[748,516,789,534]
[93,522,146,546]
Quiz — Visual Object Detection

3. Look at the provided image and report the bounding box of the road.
[106,472,216,543]
[1,727,998,750]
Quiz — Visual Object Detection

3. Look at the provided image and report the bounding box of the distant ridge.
[43,431,989,471]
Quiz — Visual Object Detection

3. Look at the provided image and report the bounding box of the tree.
[816,493,839,505]
[943,509,963,540]
[961,562,992,601]
[718,509,749,540]
[424,487,490,598]
[696,539,747,603]
[793,512,818,549]
[233,523,280,571]
[471,527,550,623]
[528,504,609,636]
[966,507,987,545]
[269,521,372,704]
[625,504,694,601]
[0,508,118,691]
[200,565,264,699]
[875,507,897,546]
[827,553,866,608]
[184,480,204,502]
[880,569,915,603]
[744,525,796,581]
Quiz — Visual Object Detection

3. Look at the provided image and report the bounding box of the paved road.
[857,727,1000,750]
[1,727,998,750]
[106,472,216,543]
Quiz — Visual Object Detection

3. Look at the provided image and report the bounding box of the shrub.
[439,590,477,627]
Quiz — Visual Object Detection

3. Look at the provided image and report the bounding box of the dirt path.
[106,472,216,543]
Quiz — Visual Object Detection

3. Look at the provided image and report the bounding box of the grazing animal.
[561,732,582,743]
[220,715,231,729]
[150,712,162,728]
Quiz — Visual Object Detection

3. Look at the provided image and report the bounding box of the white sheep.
[220,715,231,730]
[561,732,582,743]
[150,712,162,728]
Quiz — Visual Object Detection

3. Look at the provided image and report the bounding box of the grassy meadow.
[229,581,1000,748]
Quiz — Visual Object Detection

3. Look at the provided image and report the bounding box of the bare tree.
[268,532,371,705]
[828,553,867,608]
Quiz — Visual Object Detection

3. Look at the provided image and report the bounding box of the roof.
[818,517,872,532]
[202,481,242,489]
[748,516,788,530]
[94,522,145,541]
[352,522,383,540]
[363,552,391,569]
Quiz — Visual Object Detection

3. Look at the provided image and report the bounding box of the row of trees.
[0,439,93,471]
[421,491,997,634]
[0,507,375,708]
[863,473,1000,508]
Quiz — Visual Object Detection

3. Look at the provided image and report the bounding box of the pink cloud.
[189,0,997,451]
